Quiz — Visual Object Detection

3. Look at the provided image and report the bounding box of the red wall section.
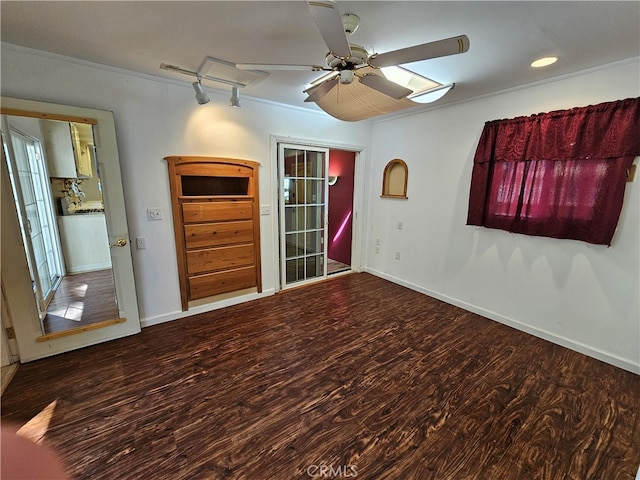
[328,150,355,265]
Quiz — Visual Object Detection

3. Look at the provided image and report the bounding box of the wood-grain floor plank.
[2,273,638,479]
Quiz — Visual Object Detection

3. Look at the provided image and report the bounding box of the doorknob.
[109,238,128,248]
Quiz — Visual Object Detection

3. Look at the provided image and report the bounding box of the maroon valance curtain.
[467,97,640,245]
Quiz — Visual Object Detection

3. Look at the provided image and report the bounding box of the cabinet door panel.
[188,266,256,299]
[182,201,253,223]
[186,244,254,275]
[43,121,77,178]
[184,220,253,249]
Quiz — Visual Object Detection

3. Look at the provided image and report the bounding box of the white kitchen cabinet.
[57,214,111,273]
[43,120,77,178]
[42,121,93,178]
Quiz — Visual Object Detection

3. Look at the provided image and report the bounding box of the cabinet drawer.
[184,221,253,249]
[182,201,253,223]
[186,244,254,275]
[189,266,257,299]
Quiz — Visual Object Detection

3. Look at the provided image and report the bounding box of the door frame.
[1,97,141,362]
[270,135,366,293]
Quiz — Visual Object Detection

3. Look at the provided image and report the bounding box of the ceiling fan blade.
[369,35,470,68]
[236,63,326,72]
[359,73,413,99]
[304,77,339,102]
[307,1,352,58]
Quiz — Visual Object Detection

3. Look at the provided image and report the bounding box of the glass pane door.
[4,129,63,318]
[279,144,328,288]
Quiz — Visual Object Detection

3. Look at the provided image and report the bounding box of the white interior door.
[1,97,141,362]
[278,143,329,289]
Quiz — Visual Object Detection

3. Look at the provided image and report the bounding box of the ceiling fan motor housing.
[325,44,368,69]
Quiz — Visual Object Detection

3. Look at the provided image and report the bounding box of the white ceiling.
[2,1,639,118]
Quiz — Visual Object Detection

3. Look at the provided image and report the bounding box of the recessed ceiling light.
[531,56,558,68]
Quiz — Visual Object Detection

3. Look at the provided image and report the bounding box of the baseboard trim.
[140,288,276,328]
[66,262,112,274]
[365,268,639,375]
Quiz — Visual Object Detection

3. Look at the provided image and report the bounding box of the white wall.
[3,43,638,373]
[1,44,372,325]
[366,59,640,373]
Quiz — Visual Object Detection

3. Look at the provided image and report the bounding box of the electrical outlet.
[375,245,380,254]
[260,205,270,215]
[397,221,404,230]
[147,208,162,220]
[136,237,146,249]
[395,251,401,260]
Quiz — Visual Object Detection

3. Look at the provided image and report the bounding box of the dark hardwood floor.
[2,273,638,479]
[43,269,119,335]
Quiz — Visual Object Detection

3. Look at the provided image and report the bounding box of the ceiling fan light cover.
[340,70,355,84]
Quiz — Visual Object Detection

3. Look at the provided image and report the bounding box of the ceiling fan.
[236,0,470,104]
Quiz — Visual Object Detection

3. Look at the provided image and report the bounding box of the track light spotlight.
[230,86,241,107]
[192,79,210,105]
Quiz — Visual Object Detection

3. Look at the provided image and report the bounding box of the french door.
[3,128,64,323]
[278,143,329,288]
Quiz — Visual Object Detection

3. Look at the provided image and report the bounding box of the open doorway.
[327,149,355,275]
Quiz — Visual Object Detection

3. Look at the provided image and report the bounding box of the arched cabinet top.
[165,156,259,175]
[165,156,259,198]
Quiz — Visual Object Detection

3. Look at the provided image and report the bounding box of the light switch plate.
[147,208,162,220]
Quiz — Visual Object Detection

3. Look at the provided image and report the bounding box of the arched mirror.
[1,97,140,361]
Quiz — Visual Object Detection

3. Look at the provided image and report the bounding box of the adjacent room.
[1,1,638,479]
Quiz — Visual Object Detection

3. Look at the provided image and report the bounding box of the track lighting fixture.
[192,78,210,105]
[160,61,249,107]
[229,86,241,107]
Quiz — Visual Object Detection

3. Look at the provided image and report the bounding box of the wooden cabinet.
[165,156,262,310]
